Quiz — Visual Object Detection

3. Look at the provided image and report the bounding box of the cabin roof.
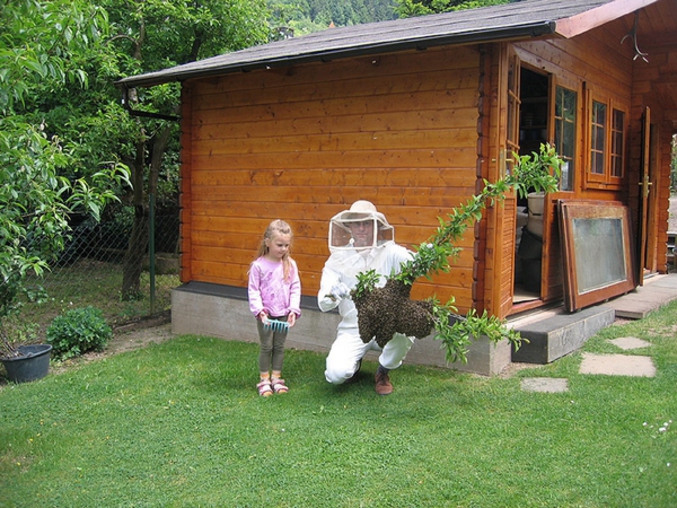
[115,0,657,89]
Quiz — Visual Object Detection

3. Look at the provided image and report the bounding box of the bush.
[46,306,113,360]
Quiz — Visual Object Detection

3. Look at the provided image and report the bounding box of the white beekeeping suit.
[317,200,415,394]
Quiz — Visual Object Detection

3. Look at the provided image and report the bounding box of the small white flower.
[659,427,667,432]
[643,422,648,426]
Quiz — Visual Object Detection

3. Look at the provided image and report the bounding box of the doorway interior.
[513,67,549,303]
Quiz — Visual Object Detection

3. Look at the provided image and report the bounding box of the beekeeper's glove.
[330,282,351,301]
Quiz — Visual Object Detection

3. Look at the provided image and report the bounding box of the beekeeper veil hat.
[328,200,395,252]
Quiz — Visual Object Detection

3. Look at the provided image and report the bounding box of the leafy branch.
[354,143,563,364]
[394,143,562,285]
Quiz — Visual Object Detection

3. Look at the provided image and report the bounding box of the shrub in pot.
[0,121,129,382]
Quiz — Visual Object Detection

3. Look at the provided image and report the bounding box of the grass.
[0,302,675,507]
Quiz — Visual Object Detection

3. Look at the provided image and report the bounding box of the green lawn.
[1,301,675,507]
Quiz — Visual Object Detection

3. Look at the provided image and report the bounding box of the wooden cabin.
[116,0,677,373]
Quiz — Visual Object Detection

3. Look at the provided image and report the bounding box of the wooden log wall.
[630,29,677,274]
[179,45,483,312]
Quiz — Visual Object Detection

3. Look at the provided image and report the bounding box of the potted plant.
[0,120,129,383]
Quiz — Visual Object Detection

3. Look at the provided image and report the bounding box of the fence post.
[149,193,156,315]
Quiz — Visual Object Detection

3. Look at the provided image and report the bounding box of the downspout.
[120,85,179,314]
[121,86,180,122]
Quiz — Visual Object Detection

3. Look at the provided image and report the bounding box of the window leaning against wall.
[554,86,577,191]
[585,91,627,189]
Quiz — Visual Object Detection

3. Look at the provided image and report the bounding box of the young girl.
[248,219,301,396]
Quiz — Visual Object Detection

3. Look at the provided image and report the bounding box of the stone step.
[509,305,616,364]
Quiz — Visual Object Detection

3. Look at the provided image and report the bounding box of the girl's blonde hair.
[255,219,294,282]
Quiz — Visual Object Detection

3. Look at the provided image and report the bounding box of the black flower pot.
[1,344,52,383]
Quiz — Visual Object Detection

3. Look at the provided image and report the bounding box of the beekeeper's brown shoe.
[375,370,393,395]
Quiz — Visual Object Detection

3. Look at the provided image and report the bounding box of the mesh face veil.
[327,201,395,253]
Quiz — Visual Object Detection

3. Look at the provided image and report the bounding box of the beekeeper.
[317,200,415,395]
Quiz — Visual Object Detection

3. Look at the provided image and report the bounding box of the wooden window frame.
[559,200,636,312]
[584,88,627,190]
[505,50,521,177]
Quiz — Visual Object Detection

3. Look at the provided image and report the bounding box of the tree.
[0,0,129,354]
[395,0,509,18]
[268,0,397,37]
[100,0,273,300]
[2,0,277,308]
[4,0,274,302]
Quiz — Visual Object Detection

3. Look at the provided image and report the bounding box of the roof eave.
[114,21,556,90]
[554,0,658,38]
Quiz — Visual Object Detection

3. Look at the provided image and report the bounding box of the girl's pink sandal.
[271,378,289,394]
[257,379,273,397]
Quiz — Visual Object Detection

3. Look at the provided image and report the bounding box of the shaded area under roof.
[115,0,649,89]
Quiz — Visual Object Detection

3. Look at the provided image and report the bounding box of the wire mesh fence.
[15,201,181,340]
[49,209,179,283]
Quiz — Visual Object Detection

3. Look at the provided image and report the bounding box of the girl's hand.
[259,311,269,326]
[287,313,296,327]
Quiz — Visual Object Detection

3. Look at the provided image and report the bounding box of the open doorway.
[513,68,549,303]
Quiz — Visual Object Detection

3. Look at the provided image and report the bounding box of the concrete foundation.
[171,282,511,376]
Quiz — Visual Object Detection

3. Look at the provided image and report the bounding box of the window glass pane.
[594,152,604,173]
[555,86,577,191]
[573,217,626,292]
[611,109,625,178]
[590,101,606,175]
[594,102,607,127]
[613,109,624,130]
[505,55,520,173]
[594,128,605,151]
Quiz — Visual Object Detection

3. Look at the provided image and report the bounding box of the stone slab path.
[521,335,655,392]
[608,337,652,351]
[604,274,677,319]
[579,353,656,377]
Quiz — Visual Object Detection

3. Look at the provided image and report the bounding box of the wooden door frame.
[637,107,661,284]
[492,43,520,319]
[645,121,660,274]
